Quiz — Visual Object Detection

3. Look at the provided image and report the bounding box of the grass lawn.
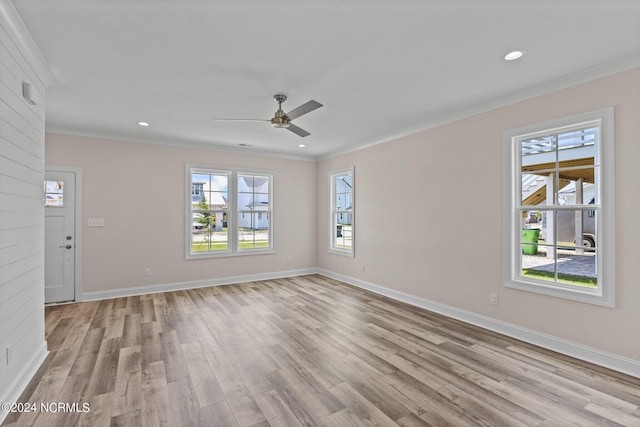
[522,269,597,288]
[192,241,269,252]
[192,242,228,251]
[192,227,269,251]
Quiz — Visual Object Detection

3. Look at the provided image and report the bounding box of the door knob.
[59,244,72,249]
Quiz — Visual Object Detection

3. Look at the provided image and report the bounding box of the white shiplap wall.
[0,0,54,418]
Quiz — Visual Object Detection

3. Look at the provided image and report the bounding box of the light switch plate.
[87,218,105,227]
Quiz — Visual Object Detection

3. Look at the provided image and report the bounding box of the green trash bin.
[521,229,540,254]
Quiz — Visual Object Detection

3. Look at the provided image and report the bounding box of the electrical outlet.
[144,268,151,277]
[6,346,11,365]
[490,293,499,305]
[361,264,365,272]
[286,256,292,263]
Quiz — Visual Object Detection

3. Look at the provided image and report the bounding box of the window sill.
[504,278,614,307]
[328,248,354,257]
[187,249,276,260]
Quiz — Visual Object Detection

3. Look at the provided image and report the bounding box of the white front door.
[44,170,76,303]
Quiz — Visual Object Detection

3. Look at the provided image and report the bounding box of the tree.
[198,195,214,230]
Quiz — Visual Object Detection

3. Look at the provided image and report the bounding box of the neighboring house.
[237,176,270,230]
[191,182,228,208]
[192,179,270,230]
[191,182,205,203]
[336,175,353,226]
[238,202,270,229]
[191,181,228,230]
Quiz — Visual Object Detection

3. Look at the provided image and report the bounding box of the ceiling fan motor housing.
[271,97,290,128]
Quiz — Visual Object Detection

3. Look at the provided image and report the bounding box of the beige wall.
[318,67,640,361]
[45,134,317,294]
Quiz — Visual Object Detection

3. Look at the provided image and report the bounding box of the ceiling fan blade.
[212,118,269,122]
[287,123,311,138]
[286,100,323,120]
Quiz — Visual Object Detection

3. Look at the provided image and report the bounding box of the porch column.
[575,178,584,254]
[546,173,555,259]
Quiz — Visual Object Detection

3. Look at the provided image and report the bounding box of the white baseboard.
[81,268,318,301]
[0,341,48,424]
[316,269,640,379]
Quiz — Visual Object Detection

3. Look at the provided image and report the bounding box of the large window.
[187,165,273,258]
[329,167,354,256]
[503,108,614,306]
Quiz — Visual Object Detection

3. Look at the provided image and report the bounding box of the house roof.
[196,191,227,208]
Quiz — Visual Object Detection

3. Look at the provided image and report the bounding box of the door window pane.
[45,181,64,206]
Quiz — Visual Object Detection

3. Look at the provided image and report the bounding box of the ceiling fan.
[213,94,323,137]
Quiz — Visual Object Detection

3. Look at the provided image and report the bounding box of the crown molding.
[319,55,640,161]
[45,128,318,162]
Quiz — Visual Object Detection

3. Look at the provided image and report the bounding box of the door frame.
[45,166,84,302]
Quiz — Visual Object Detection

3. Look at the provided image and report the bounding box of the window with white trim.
[503,108,614,306]
[330,167,354,256]
[237,173,272,250]
[187,165,273,258]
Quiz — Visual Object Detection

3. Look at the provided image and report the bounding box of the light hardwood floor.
[3,274,640,426]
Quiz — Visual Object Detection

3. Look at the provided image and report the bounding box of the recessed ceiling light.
[298,144,306,148]
[504,50,525,61]
[137,121,150,127]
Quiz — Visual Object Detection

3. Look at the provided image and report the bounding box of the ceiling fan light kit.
[270,118,290,128]
[215,94,322,137]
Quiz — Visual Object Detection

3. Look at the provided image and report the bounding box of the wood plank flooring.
[3,274,640,426]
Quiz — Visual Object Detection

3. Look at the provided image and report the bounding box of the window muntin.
[187,166,273,258]
[330,167,354,255]
[504,109,614,306]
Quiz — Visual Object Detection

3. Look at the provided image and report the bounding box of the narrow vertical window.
[330,167,354,256]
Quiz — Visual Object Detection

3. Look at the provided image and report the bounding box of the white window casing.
[329,166,355,256]
[502,108,615,306]
[186,164,274,259]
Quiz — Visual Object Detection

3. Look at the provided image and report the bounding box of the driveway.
[522,250,596,278]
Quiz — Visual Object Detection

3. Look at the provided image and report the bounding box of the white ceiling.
[13,0,640,160]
